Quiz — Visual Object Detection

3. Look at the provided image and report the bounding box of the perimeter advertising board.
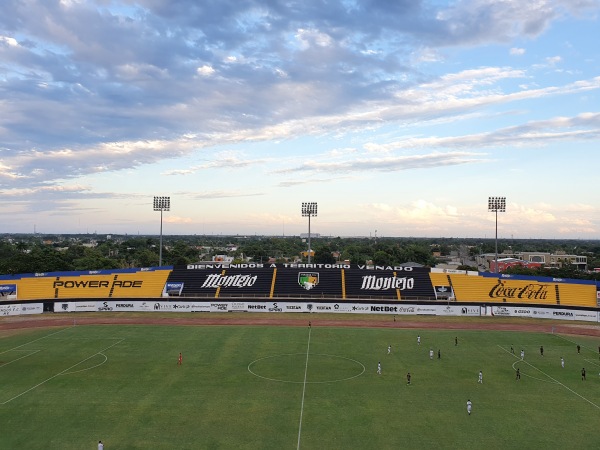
[0,303,43,316]
[490,305,597,322]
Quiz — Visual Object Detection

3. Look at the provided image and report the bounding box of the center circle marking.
[248,353,365,383]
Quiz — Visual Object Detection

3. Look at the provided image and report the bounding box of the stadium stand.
[450,274,559,305]
[555,283,597,308]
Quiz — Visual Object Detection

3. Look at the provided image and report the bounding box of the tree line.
[1,234,599,281]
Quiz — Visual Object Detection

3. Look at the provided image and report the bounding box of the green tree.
[313,246,336,264]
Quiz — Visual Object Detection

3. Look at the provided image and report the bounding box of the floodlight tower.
[488,196,506,273]
[301,202,318,263]
[153,196,170,267]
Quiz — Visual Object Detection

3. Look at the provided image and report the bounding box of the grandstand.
[1,265,598,308]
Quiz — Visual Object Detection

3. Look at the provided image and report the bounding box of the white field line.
[297,326,312,450]
[552,333,600,355]
[0,327,73,355]
[510,359,557,384]
[498,345,600,410]
[61,353,109,375]
[583,359,600,368]
[1,339,123,405]
[0,350,41,368]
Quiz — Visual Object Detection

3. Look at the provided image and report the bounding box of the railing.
[171,292,445,302]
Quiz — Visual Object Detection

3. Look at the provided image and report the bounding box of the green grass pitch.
[1,321,599,449]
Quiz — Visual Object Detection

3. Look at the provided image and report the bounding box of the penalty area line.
[0,327,74,355]
[1,339,123,405]
[498,345,600,410]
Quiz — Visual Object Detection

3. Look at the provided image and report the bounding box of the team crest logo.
[298,272,319,290]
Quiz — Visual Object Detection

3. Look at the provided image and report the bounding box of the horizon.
[2,231,598,243]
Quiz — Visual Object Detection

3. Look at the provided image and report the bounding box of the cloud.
[163,153,267,176]
[191,190,264,199]
[363,112,600,150]
[277,176,352,187]
[0,0,599,238]
[277,151,485,174]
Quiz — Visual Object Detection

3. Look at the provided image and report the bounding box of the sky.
[1,0,600,239]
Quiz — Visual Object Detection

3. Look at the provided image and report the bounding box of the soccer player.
[417,335,421,345]
[178,352,182,366]
[561,357,564,368]
[309,321,311,328]
[515,368,520,380]
[478,370,483,384]
[98,441,104,450]
[438,349,441,359]
[429,348,434,360]
[467,399,472,415]
[377,361,381,375]
[455,336,458,346]
[540,345,544,357]
[520,349,525,360]
[388,345,391,355]
[511,345,514,354]
[577,344,581,354]
[582,367,586,381]
[406,372,411,385]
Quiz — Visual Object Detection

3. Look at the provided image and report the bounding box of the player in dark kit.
[581,367,586,381]
[406,372,411,385]
[540,346,544,357]
[515,368,521,380]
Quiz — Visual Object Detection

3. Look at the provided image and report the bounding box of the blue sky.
[1,0,599,239]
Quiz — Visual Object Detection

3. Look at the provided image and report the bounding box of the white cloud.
[0,35,18,47]
[510,47,525,55]
[197,65,216,76]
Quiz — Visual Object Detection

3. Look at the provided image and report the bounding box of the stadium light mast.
[488,196,506,274]
[153,196,170,267]
[301,202,318,264]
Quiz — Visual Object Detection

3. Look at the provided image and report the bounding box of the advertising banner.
[0,303,43,316]
[164,282,184,297]
[210,302,229,312]
[0,284,17,300]
[434,286,453,299]
[55,301,97,313]
[344,267,435,299]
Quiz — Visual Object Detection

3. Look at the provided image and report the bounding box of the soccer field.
[1,320,599,449]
